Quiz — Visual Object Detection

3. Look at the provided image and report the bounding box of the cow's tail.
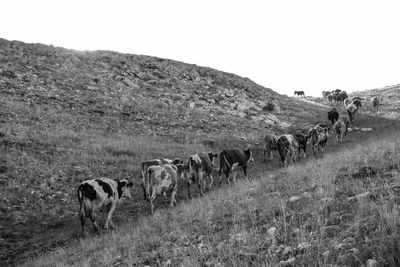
[146,168,153,200]
[77,184,83,202]
[77,184,86,230]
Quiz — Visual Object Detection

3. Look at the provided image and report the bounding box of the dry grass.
[24,130,400,266]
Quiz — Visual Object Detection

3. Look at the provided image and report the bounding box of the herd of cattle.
[77,149,254,233]
[77,92,381,234]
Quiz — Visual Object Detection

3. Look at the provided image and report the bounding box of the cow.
[371,97,380,112]
[276,134,299,167]
[327,107,340,125]
[263,133,278,161]
[294,91,305,97]
[333,119,346,143]
[145,163,188,213]
[338,115,350,136]
[352,96,364,101]
[338,91,348,103]
[140,157,183,200]
[322,91,329,99]
[352,99,362,110]
[293,133,308,159]
[308,125,329,156]
[343,98,352,107]
[77,178,133,233]
[187,152,218,198]
[327,93,334,103]
[218,149,254,186]
[346,103,358,122]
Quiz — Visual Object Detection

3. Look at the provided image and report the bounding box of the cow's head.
[172,158,184,165]
[244,148,254,163]
[117,179,134,200]
[176,163,189,180]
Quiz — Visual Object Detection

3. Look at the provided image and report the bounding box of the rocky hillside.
[0,38,326,143]
[350,84,400,120]
[0,38,331,265]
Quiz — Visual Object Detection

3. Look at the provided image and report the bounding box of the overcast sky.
[2,0,399,96]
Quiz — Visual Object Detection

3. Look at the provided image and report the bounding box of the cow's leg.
[208,174,213,191]
[170,184,178,207]
[141,182,147,200]
[232,170,238,184]
[243,166,249,181]
[187,181,192,199]
[150,192,156,214]
[263,148,266,162]
[79,202,86,233]
[148,186,157,214]
[197,182,204,197]
[218,169,223,187]
[269,150,273,161]
[90,212,99,233]
[284,153,289,167]
[197,172,205,196]
[104,203,116,230]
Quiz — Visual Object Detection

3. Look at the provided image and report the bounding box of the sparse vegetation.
[23,130,400,267]
[1,38,400,266]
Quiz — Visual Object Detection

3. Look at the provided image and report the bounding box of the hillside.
[0,38,327,142]
[0,38,329,265]
[350,84,400,120]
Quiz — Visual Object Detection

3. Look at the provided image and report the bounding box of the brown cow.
[263,133,278,161]
[294,133,309,159]
[371,97,380,112]
[308,125,329,155]
[187,152,218,198]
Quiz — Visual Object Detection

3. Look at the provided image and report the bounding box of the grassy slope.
[26,120,400,267]
[1,38,399,266]
[0,38,328,265]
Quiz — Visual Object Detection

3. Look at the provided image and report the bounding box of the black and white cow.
[77,178,133,233]
[276,134,299,167]
[145,163,187,213]
[218,149,254,185]
[346,103,358,122]
[140,157,183,200]
[187,152,218,198]
[343,98,352,107]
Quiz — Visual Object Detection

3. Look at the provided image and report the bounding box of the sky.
[2,0,400,97]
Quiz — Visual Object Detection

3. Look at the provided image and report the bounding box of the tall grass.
[24,130,400,266]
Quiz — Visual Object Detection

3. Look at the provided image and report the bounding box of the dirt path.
[3,112,400,266]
